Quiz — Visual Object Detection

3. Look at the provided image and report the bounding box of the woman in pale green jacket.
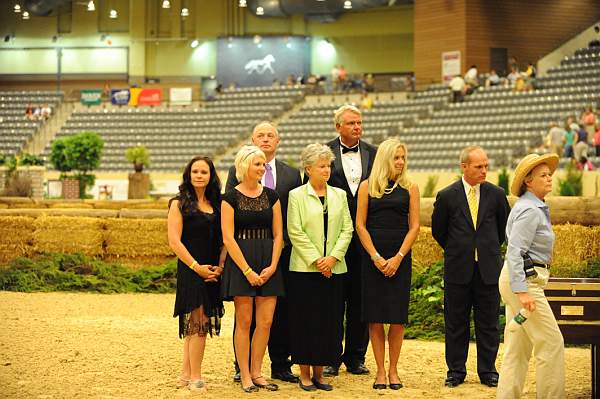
[286,143,354,392]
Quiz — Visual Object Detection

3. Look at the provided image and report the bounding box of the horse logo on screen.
[244,54,276,75]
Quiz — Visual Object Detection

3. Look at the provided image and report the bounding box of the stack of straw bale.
[551,224,600,276]
[0,216,35,264]
[411,226,444,271]
[32,215,105,256]
[104,218,171,264]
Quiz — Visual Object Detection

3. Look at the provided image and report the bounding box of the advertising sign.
[137,88,162,106]
[170,87,192,105]
[110,89,130,105]
[442,51,461,85]
[80,89,102,105]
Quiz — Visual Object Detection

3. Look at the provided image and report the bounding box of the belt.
[532,262,550,269]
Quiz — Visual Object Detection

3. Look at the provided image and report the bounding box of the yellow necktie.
[468,187,479,261]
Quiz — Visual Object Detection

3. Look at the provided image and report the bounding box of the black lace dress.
[173,208,224,338]
[221,187,285,300]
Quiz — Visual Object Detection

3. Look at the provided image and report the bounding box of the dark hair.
[169,156,221,215]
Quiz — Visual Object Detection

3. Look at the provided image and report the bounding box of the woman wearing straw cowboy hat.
[496,153,565,399]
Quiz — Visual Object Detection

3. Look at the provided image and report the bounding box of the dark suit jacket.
[431,180,510,285]
[325,138,377,220]
[225,159,302,244]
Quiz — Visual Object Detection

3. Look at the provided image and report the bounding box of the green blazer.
[287,182,354,274]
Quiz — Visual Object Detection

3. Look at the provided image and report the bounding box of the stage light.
[87,1,95,11]
[344,0,352,9]
[22,11,30,20]
[190,39,199,48]
[256,6,264,15]
[109,9,117,18]
[239,0,247,7]
[181,7,189,17]
[162,0,170,9]
[14,4,21,13]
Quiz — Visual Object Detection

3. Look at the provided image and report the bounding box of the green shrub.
[558,163,582,196]
[125,145,150,170]
[406,261,445,340]
[497,167,510,195]
[423,175,439,198]
[18,153,44,166]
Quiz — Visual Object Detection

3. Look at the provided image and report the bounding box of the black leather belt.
[532,262,550,269]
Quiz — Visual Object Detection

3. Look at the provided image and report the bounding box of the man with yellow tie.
[431,146,511,389]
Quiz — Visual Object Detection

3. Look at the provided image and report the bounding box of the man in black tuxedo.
[323,104,377,376]
[225,121,302,383]
[431,146,510,388]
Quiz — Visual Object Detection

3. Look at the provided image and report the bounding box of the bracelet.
[397,251,405,258]
[371,252,383,261]
[190,260,198,270]
[243,267,252,276]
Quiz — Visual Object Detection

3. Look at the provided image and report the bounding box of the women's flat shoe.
[241,384,259,393]
[299,381,317,391]
[311,378,333,391]
[373,383,387,389]
[389,382,403,390]
[251,377,278,391]
[189,380,206,391]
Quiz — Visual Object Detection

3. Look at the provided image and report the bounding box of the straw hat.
[510,153,559,196]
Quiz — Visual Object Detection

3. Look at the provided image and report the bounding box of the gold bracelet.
[397,251,405,258]
[190,260,198,270]
[243,267,252,276]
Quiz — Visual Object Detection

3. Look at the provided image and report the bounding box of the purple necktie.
[264,163,275,189]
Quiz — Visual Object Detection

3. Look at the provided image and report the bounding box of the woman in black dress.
[221,145,284,393]
[356,138,420,390]
[168,156,226,392]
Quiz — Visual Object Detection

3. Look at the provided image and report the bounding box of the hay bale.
[49,203,94,209]
[552,224,600,277]
[104,218,171,258]
[0,197,34,206]
[420,198,434,227]
[546,197,600,226]
[412,227,443,272]
[0,216,35,264]
[0,204,7,209]
[119,209,167,219]
[32,215,105,256]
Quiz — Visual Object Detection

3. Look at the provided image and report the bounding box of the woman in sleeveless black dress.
[221,145,284,393]
[169,156,226,392]
[356,138,421,390]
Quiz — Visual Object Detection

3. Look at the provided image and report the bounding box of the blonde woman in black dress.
[221,145,284,393]
[168,156,226,392]
[356,138,420,390]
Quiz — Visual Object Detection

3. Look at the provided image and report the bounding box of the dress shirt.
[462,177,480,206]
[261,158,277,188]
[505,191,555,293]
[339,138,362,196]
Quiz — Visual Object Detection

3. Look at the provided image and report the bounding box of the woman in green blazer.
[287,143,354,392]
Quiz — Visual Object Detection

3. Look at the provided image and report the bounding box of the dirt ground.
[0,291,592,398]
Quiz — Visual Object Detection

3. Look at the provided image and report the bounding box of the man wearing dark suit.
[226,121,302,384]
[323,104,377,376]
[431,146,510,389]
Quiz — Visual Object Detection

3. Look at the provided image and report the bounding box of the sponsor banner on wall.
[170,87,192,105]
[111,89,131,105]
[129,88,142,105]
[80,89,102,105]
[442,50,461,85]
[137,88,162,105]
[217,36,310,87]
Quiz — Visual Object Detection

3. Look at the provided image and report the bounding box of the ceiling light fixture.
[22,11,30,19]
[109,9,117,18]
[87,1,95,11]
[256,6,264,15]
[181,7,189,17]
[239,0,247,7]
[190,39,199,48]
[14,4,21,13]
[343,0,352,9]
[162,0,170,9]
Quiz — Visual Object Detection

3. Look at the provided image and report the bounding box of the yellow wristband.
[397,251,405,258]
[190,260,198,270]
[243,267,252,276]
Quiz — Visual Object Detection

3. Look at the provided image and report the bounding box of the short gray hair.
[234,145,266,182]
[252,121,279,137]
[301,143,335,171]
[334,104,362,126]
[459,145,484,164]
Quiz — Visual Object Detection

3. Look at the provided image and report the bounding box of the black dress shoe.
[481,377,499,387]
[445,377,463,388]
[299,381,317,391]
[346,363,370,375]
[312,378,333,391]
[389,382,403,390]
[322,366,339,377]
[233,371,241,383]
[271,370,300,383]
[372,383,387,390]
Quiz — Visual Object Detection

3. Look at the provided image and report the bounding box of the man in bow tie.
[323,104,377,376]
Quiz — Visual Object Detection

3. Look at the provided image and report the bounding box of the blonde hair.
[234,145,266,182]
[301,143,335,173]
[368,138,411,198]
[333,104,362,126]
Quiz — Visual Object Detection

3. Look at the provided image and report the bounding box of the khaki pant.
[497,264,565,399]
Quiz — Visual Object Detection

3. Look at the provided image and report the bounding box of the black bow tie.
[341,145,359,154]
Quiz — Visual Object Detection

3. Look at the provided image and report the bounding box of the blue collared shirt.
[505,191,555,292]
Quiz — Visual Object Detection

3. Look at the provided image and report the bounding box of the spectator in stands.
[563,119,577,159]
[363,73,375,93]
[525,62,537,79]
[546,122,566,157]
[168,156,225,392]
[41,104,52,120]
[338,65,348,92]
[360,92,373,110]
[228,82,238,91]
[588,25,600,48]
[331,65,340,92]
[32,106,42,120]
[594,123,600,156]
[272,79,281,87]
[508,56,518,72]
[576,156,594,171]
[505,66,521,88]
[573,126,590,161]
[25,104,34,120]
[485,69,501,88]
[103,81,111,100]
[225,122,302,386]
[286,75,296,87]
[449,75,466,103]
[221,145,284,393]
[306,74,319,94]
[580,106,597,139]
[464,65,478,87]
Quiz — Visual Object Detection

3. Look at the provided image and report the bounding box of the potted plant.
[125,145,150,173]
